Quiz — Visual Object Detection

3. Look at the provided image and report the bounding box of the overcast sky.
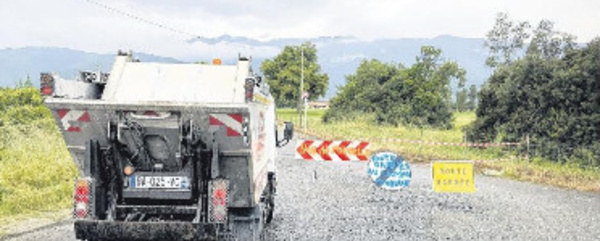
[1,0,599,61]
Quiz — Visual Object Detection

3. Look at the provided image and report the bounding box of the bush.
[471,39,600,167]
[325,47,465,129]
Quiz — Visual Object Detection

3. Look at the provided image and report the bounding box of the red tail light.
[208,179,229,223]
[40,73,54,96]
[73,178,94,219]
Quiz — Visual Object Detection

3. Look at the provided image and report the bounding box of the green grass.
[0,86,78,224]
[0,120,77,223]
[278,108,600,192]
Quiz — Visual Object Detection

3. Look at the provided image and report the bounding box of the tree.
[472,13,600,167]
[398,46,466,128]
[325,46,466,129]
[484,12,531,68]
[526,20,577,60]
[466,84,477,111]
[324,59,399,118]
[260,42,329,108]
[455,88,468,112]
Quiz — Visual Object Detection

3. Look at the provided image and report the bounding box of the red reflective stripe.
[297,140,314,160]
[227,127,241,136]
[58,109,69,119]
[356,142,370,161]
[229,114,243,123]
[209,116,222,125]
[67,126,81,132]
[78,112,91,122]
[334,141,351,161]
[143,111,160,117]
[317,140,332,161]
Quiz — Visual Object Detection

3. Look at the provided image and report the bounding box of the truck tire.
[264,172,276,224]
[265,197,274,224]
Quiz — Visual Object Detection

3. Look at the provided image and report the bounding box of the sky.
[1,0,599,61]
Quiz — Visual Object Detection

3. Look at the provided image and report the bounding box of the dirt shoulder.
[0,209,71,239]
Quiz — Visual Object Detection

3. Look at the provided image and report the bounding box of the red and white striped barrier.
[296,140,370,161]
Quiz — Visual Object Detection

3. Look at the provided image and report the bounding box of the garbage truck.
[40,51,294,240]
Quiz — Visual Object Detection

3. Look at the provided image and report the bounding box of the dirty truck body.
[41,52,292,240]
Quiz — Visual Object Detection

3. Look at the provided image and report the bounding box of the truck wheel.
[265,198,274,224]
[264,172,276,224]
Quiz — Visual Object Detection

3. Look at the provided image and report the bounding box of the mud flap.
[229,206,264,241]
[74,220,222,241]
[86,139,106,220]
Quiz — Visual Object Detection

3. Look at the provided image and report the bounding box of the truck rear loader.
[40,51,293,240]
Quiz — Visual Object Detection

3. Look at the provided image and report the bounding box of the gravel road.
[4,138,600,241]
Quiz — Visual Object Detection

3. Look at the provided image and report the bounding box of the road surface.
[4,138,600,240]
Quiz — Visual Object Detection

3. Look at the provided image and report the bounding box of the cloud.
[329,54,367,64]
[0,0,599,61]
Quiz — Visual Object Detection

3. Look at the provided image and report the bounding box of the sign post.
[303,91,309,134]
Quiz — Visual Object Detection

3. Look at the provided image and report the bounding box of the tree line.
[261,14,599,167]
[468,13,600,167]
[261,44,469,129]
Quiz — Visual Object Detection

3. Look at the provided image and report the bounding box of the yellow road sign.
[432,161,476,193]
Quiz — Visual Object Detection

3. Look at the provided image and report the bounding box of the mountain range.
[0,35,492,99]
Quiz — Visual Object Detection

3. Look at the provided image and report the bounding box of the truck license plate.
[131,176,185,189]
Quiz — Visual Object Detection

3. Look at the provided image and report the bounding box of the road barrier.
[295,140,370,161]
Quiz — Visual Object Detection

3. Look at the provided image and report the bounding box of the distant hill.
[0,36,492,98]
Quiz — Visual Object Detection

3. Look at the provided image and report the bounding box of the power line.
[81,0,199,38]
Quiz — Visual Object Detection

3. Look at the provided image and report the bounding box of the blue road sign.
[367,152,411,190]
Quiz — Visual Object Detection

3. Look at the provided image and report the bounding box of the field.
[277,108,600,192]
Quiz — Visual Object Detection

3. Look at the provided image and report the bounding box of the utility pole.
[298,47,304,129]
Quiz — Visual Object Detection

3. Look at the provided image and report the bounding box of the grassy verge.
[0,119,77,225]
[277,108,600,192]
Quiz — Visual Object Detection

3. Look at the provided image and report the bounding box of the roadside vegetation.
[267,13,599,191]
[324,46,466,129]
[469,13,600,168]
[277,109,599,192]
[0,84,77,225]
